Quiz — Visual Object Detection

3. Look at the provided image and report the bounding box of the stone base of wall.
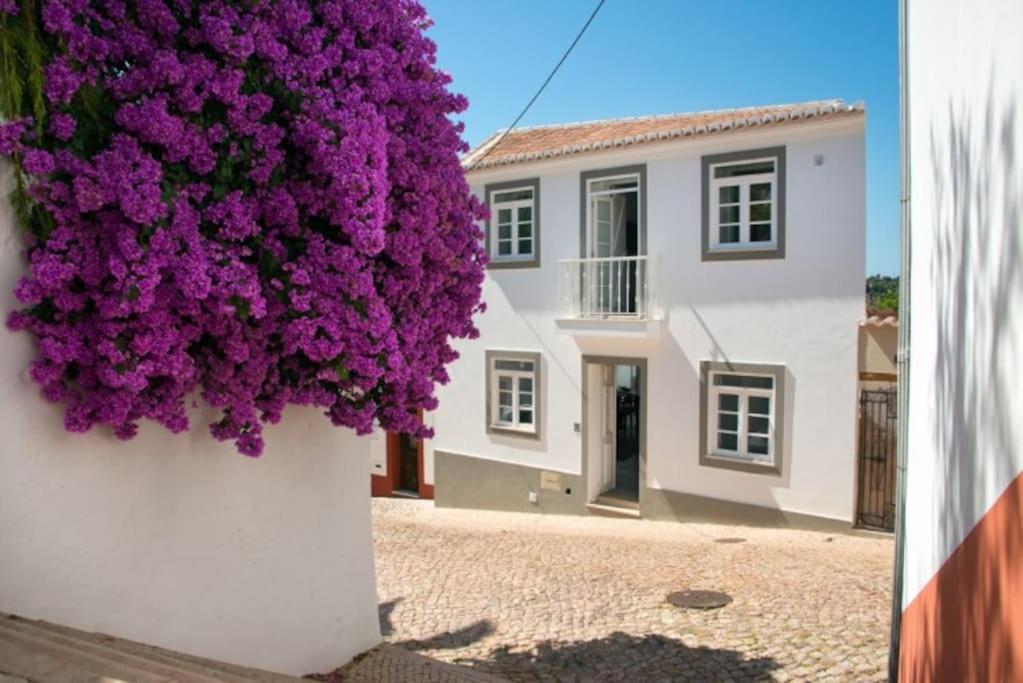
[435,450,852,533]
[640,487,853,533]
[434,450,584,515]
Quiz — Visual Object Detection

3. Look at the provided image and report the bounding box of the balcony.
[556,255,661,337]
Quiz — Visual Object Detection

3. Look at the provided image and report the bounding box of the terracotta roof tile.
[464,99,864,170]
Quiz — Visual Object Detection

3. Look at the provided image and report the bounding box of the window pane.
[718,412,738,431]
[717,432,738,451]
[518,377,532,392]
[719,206,740,224]
[498,376,512,390]
[750,224,772,242]
[596,200,611,220]
[518,205,532,221]
[748,416,770,434]
[748,435,770,455]
[498,390,513,407]
[715,374,774,389]
[497,208,512,223]
[498,406,513,422]
[714,160,775,178]
[519,392,532,409]
[497,241,511,255]
[749,395,771,415]
[493,189,532,203]
[495,359,534,372]
[718,185,740,204]
[519,409,533,425]
[517,238,532,254]
[718,393,739,411]
[498,224,511,239]
[591,177,638,193]
[750,203,771,221]
[750,183,772,201]
[719,225,740,243]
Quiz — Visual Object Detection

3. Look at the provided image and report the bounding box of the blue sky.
[423,0,899,276]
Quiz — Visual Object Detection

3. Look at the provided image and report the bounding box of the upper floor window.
[484,178,541,269]
[701,147,786,261]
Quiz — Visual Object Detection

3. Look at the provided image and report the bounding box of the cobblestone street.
[369,498,893,682]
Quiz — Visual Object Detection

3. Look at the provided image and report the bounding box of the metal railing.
[558,255,657,319]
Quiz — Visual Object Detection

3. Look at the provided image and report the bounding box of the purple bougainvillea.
[0,0,486,455]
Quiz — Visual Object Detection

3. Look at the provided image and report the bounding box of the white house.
[423,100,866,530]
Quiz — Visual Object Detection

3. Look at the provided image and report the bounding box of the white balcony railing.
[559,255,658,320]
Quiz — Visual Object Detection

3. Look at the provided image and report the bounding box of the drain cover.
[714,537,746,544]
[667,590,732,610]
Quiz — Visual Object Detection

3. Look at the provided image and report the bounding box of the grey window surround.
[484,178,541,269]
[485,349,542,440]
[698,360,786,476]
[578,164,647,258]
[701,147,786,261]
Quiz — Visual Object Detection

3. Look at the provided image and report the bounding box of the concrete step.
[596,494,639,510]
[586,501,641,518]
[0,613,302,682]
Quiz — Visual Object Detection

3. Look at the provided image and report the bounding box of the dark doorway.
[397,433,419,493]
[611,364,640,501]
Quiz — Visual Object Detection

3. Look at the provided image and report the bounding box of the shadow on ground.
[382,599,496,651]
[455,631,777,681]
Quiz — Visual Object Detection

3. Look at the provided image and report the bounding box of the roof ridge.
[487,98,850,135]
[464,99,865,171]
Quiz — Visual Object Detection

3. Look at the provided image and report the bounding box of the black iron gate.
[856,387,897,531]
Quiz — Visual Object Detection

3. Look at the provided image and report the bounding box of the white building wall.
[0,164,382,676]
[437,117,865,522]
[902,0,1023,606]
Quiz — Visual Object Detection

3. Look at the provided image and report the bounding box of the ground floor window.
[699,361,786,475]
[486,350,542,439]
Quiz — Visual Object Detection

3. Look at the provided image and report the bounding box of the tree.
[866,274,899,314]
[0,0,486,456]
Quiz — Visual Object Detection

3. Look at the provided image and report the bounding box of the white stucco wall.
[437,116,865,522]
[902,0,1023,605]
[0,164,382,675]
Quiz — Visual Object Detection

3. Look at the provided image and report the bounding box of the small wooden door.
[398,433,419,492]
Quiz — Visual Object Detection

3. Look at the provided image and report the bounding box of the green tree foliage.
[866,274,899,314]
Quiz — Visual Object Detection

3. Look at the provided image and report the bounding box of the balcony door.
[586,174,641,315]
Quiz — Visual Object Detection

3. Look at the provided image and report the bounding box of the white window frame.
[489,356,538,435]
[708,157,778,252]
[707,371,776,465]
[489,186,535,262]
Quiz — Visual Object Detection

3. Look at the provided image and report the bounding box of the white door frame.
[582,355,647,506]
[600,364,616,493]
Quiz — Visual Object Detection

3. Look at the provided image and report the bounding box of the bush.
[0,0,486,455]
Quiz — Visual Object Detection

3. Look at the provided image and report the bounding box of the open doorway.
[585,357,644,512]
[584,171,644,317]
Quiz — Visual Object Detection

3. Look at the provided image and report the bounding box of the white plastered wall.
[902,0,1023,605]
[0,162,382,675]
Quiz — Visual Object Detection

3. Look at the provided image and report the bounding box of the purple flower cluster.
[2,0,486,455]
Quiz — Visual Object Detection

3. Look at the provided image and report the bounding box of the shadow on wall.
[901,75,1023,680]
[458,632,780,681]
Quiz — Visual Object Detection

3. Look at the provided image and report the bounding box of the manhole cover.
[714,537,746,544]
[667,590,733,610]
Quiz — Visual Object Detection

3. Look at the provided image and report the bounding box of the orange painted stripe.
[899,471,1023,682]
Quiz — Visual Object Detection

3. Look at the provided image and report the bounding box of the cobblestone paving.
[372,499,893,682]
[337,644,506,682]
